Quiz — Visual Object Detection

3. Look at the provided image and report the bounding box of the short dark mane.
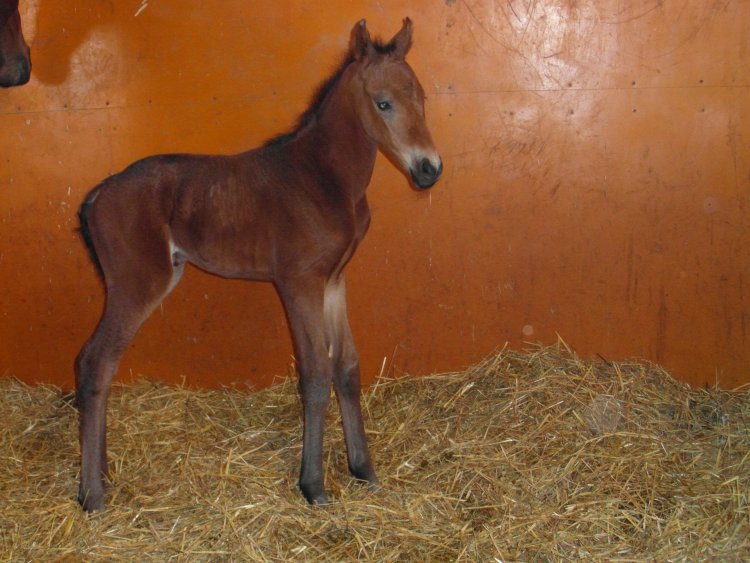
[263,38,395,148]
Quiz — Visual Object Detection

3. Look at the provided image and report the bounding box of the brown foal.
[76,18,442,512]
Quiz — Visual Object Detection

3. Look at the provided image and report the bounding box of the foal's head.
[0,0,31,88]
[348,18,442,189]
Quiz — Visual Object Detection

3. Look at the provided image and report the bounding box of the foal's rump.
[79,155,184,283]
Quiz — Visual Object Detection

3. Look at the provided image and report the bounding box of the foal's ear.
[350,19,374,61]
[389,17,413,59]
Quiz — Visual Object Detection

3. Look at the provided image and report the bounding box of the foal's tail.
[78,190,104,280]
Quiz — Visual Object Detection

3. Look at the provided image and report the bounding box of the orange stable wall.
[1,1,748,390]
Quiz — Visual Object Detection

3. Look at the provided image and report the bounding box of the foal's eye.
[376,100,392,111]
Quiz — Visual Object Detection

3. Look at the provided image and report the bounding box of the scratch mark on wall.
[134,1,148,18]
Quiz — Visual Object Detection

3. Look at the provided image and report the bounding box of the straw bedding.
[1,343,748,561]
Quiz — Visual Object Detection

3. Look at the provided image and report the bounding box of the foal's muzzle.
[410,157,443,189]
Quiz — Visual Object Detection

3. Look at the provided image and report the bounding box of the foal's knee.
[333,360,361,399]
[298,371,333,406]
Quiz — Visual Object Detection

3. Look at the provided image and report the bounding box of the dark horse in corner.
[76,18,442,511]
[0,0,30,87]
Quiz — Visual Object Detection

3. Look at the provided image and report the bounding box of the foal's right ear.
[350,19,374,61]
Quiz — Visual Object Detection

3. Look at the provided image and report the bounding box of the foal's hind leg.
[76,303,146,511]
[324,277,377,488]
[76,246,183,512]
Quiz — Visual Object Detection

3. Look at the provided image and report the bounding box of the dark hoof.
[299,482,329,505]
[350,462,378,487]
[78,488,105,513]
[363,478,381,493]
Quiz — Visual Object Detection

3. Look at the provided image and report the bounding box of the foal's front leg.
[277,279,333,504]
[324,277,377,488]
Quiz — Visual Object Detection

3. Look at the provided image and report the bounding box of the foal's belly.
[172,233,276,281]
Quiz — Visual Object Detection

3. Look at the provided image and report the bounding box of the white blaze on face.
[361,60,441,187]
[383,95,440,180]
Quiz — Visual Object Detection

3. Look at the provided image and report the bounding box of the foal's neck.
[297,63,378,202]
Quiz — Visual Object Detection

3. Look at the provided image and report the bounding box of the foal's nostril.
[421,158,435,176]
[410,157,442,189]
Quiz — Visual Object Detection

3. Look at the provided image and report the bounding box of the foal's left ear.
[350,19,374,61]
[389,17,413,59]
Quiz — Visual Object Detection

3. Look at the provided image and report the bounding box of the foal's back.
[85,140,353,283]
